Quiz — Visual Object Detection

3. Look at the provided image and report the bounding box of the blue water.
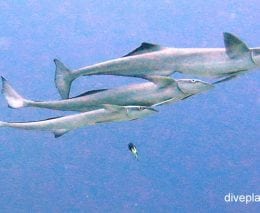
[0,1,259,212]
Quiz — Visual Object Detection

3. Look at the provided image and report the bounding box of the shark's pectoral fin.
[53,129,70,138]
[213,70,247,84]
[223,32,250,59]
[213,76,238,84]
[143,75,177,88]
[123,42,164,57]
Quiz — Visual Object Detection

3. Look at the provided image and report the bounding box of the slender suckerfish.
[2,76,213,112]
[128,143,139,160]
[0,105,157,138]
[53,32,260,98]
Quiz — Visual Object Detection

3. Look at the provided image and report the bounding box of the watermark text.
[224,193,260,204]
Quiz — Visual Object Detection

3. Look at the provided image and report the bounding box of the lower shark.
[54,32,260,99]
[0,104,157,138]
[2,76,213,112]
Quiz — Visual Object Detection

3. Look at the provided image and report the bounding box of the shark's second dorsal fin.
[223,32,250,59]
[123,42,163,57]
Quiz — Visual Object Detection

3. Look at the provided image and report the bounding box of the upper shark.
[2,76,213,112]
[54,32,260,99]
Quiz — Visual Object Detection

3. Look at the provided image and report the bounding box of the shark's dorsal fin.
[53,129,70,138]
[144,75,177,88]
[103,104,125,112]
[223,32,250,59]
[123,42,163,57]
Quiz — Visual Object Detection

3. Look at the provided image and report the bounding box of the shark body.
[54,33,260,99]
[0,105,156,137]
[2,76,213,112]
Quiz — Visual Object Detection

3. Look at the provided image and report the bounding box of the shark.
[54,32,260,99]
[2,76,213,112]
[0,104,157,138]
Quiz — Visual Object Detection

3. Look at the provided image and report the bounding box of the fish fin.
[213,76,237,84]
[144,75,177,88]
[223,32,250,59]
[54,59,74,99]
[102,104,125,112]
[213,70,247,84]
[123,42,164,57]
[0,121,7,127]
[53,129,70,138]
[1,76,28,108]
[213,74,241,84]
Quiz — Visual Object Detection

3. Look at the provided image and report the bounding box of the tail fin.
[54,59,74,99]
[0,121,7,127]
[1,77,28,108]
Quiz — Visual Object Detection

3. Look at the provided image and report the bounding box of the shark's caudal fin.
[1,77,28,108]
[54,59,74,99]
[0,121,7,127]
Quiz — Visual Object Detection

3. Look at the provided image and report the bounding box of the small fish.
[128,143,139,160]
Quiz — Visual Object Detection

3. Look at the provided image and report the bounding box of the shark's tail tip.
[1,77,27,109]
[0,121,6,127]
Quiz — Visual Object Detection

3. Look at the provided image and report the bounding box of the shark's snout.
[177,79,214,95]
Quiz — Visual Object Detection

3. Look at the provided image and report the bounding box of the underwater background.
[0,0,259,212]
